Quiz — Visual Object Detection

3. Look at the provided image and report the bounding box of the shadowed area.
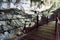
[13,21,55,40]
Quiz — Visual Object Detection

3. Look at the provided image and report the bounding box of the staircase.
[21,21,56,40]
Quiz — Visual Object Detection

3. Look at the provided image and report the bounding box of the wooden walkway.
[20,22,56,40]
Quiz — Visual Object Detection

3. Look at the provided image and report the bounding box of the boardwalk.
[20,21,55,40]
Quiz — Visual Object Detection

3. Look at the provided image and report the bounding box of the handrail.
[55,17,60,40]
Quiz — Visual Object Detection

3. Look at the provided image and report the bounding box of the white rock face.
[0,34,5,40]
[17,0,30,13]
[0,0,55,14]
[0,0,31,13]
[3,0,7,2]
[1,3,9,9]
[11,0,16,3]
[10,3,16,8]
[0,21,6,25]
[4,32,9,39]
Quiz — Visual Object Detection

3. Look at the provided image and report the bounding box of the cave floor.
[9,21,58,40]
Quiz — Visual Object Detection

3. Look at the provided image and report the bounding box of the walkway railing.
[55,17,60,40]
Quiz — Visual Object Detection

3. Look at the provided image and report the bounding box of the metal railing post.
[36,14,39,29]
[55,17,59,40]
